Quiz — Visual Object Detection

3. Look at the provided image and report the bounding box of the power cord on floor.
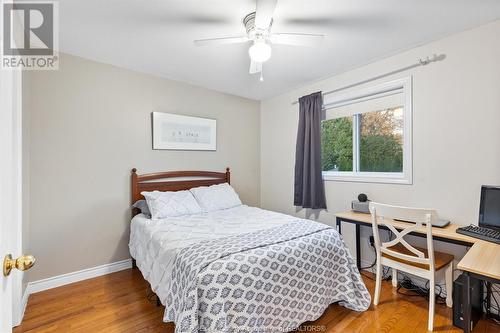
[360,230,447,303]
[362,232,500,325]
[484,282,500,325]
[359,232,500,327]
[396,272,447,304]
[360,259,392,281]
[360,230,396,282]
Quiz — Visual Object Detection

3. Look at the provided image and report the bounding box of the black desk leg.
[336,217,342,234]
[463,272,472,333]
[356,224,361,270]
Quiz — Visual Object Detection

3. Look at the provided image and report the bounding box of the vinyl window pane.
[359,107,404,172]
[321,116,353,172]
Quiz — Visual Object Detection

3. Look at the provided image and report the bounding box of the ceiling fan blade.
[255,0,277,30]
[194,36,249,46]
[249,60,262,74]
[283,15,389,28]
[269,33,324,46]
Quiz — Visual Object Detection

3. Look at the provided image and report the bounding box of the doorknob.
[3,254,36,277]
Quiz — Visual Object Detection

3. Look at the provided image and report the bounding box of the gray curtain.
[294,91,327,209]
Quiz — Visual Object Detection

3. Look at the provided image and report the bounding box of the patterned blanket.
[164,220,370,333]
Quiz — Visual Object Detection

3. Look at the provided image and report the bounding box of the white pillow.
[190,183,242,212]
[141,190,202,220]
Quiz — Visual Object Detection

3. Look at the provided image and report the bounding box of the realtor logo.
[1,1,58,70]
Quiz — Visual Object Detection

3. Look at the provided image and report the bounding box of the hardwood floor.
[15,269,500,333]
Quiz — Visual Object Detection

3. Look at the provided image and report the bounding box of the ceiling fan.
[193,0,325,81]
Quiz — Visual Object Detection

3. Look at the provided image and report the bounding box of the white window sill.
[322,171,412,185]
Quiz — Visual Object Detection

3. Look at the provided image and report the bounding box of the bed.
[129,168,370,333]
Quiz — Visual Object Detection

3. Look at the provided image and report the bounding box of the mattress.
[130,205,294,301]
[129,205,370,332]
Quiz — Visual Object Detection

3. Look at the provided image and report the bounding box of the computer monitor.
[479,185,500,231]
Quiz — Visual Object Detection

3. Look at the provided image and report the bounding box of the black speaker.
[453,273,483,330]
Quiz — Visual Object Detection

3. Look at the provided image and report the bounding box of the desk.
[458,242,500,333]
[335,211,479,269]
[335,210,500,333]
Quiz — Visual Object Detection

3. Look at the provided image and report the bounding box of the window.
[321,77,412,184]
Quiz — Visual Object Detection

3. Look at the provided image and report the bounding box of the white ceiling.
[58,0,500,100]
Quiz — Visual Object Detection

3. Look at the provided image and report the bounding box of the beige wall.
[23,21,500,282]
[24,54,261,281]
[260,21,500,267]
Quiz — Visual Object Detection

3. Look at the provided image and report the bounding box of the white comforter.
[129,205,370,332]
[129,205,296,303]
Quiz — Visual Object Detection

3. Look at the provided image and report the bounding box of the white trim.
[0,56,15,332]
[323,78,407,108]
[322,76,413,184]
[12,69,23,329]
[20,289,29,325]
[324,87,404,109]
[1,43,23,330]
[323,171,411,184]
[25,259,132,296]
[353,114,360,172]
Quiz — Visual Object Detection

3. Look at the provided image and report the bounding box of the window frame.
[321,77,413,185]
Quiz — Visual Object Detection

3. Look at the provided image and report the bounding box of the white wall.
[22,20,500,286]
[260,21,500,268]
[24,53,261,281]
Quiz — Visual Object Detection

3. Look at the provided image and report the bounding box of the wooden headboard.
[131,167,230,216]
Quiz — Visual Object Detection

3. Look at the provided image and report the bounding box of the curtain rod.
[291,54,446,106]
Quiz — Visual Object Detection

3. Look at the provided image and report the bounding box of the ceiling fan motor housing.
[243,12,272,41]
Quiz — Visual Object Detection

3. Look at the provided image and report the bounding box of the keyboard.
[456,225,500,244]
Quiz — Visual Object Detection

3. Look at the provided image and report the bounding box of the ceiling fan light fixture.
[249,40,272,63]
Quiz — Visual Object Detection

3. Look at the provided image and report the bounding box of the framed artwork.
[152,112,217,151]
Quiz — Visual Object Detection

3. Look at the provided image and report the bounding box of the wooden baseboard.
[26,259,132,295]
[20,259,133,320]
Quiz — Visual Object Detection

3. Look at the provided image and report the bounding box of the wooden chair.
[369,202,454,332]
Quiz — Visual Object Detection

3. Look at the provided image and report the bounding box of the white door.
[0,65,24,332]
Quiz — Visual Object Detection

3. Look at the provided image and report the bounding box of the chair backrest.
[369,202,438,271]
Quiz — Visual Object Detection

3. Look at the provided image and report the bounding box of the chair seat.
[382,243,454,270]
